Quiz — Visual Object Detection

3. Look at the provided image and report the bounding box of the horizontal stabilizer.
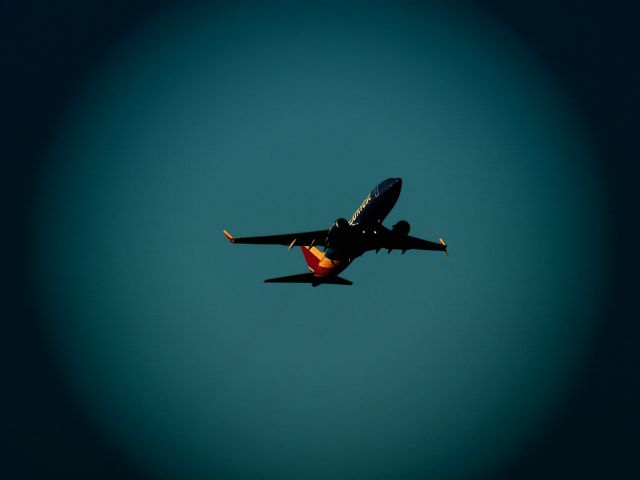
[264,272,353,286]
[322,276,353,286]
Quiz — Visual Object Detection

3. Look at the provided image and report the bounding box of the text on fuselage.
[349,194,372,225]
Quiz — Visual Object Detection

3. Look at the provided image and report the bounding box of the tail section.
[262,247,352,286]
[300,246,324,273]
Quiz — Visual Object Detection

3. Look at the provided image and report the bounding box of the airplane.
[223,177,447,286]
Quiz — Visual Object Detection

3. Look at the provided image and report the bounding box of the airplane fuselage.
[223,177,446,286]
[317,178,402,278]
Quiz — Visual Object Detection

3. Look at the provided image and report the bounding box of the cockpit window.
[379,178,395,191]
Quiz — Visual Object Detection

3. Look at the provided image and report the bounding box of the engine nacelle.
[327,217,351,246]
[333,217,350,231]
[392,220,411,237]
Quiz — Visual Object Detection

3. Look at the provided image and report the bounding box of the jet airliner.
[223,178,447,286]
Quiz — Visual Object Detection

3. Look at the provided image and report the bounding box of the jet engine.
[326,217,351,247]
[392,220,411,237]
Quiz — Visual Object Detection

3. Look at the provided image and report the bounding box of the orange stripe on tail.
[300,246,323,273]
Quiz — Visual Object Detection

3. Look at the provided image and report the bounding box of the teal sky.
[34,3,608,479]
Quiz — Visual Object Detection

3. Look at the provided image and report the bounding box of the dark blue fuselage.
[324,178,402,263]
[349,177,402,226]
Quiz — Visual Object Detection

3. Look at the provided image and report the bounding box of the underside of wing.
[223,229,328,248]
[379,233,448,254]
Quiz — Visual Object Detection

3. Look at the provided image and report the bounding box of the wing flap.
[400,235,448,252]
[223,229,328,247]
[377,228,448,254]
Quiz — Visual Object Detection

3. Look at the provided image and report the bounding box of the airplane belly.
[316,256,348,277]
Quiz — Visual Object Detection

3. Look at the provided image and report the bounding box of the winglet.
[223,230,235,243]
[439,238,448,256]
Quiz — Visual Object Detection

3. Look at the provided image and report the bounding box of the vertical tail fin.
[300,246,323,273]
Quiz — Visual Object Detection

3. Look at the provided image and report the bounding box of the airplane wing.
[379,234,448,255]
[223,229,329,248]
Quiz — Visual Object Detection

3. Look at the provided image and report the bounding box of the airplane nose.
[378,177,402,194]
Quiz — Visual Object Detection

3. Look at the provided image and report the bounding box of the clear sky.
[32,2,609,478]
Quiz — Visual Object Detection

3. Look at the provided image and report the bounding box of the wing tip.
[439,238,448,256]
[223,229,235,243]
